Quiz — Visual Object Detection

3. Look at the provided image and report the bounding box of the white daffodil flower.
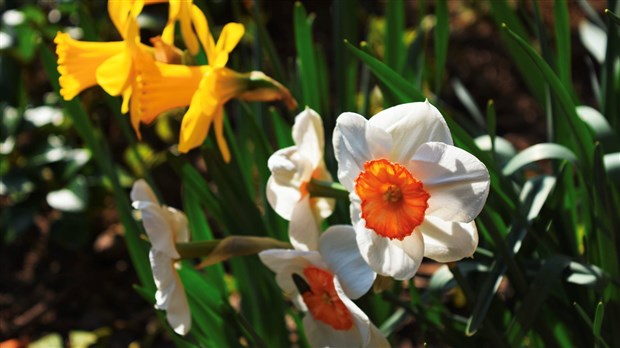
[267,107,335,251]
[131,179,191,335]
[333,101,490,280]
[259,226,387,348]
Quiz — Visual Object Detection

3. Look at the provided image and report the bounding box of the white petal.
[267,147,311,219]
[131,179,159,204]
[367,324,390,348]
[368,101,453,163]
[258,249,324,295]
[311,164,336,219]
[165,272,192,335]
[334,277,371,346]
[164,207,190,243]
[333,112,392,191]
[420,216,478,262]
[391,231,425,273]
[289,196,321,251]
[266,176,301,220]
[303,315,361,348]
[354,215,423,281]
[149,251,191,335]
[292,107,325,169]
[319,225,376,299]
[134,201,178,257]
[312,196,335,220]
[410,142,490,222]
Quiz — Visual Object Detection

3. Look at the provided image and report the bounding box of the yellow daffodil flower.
[55,0,160,136]
[54,0,146,104]
[132,22,297,162]
[162,0,210,56]
[54,0,143,100]
[54,33,124,100]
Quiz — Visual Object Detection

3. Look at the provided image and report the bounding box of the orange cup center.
[298,266,354,331]
[354,158,430,240]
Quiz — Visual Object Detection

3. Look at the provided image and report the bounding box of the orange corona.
[301,266,353,330]
[354,158,430,240]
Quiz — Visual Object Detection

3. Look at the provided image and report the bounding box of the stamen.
[355,158,430,240]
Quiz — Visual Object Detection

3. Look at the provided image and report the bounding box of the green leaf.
[566,261,605,287]
[506,255,572,346]
[179,266,241,347]
[554,0,572,88]
[474,135,516,165]
[46,175,88,212]
[294,2,321,113]
[345,40,425,102]
[606,9,620,27]
[385,0,405,73]
[68,331,98,348]
[249,1,286,84]
[333,0,358,115]
[434,0,449,93]
[601,8,620,130]
[502,24,595,173]
[488,0,545,101]
[486,100,497,156]
[573,301,610,348]
[169,155,225,227]
[579,20,607,64]
[29,333,63,348]
[593,301,605,341]
[502,143,578,176]
[467,176,556,335]
[604,152,620,181]
[40,45,153,290]
[379,308,408,336]
[452,79,485,128]
[576,106,618,151]
[268,106,293,149]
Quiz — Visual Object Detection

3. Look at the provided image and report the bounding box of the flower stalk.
[307,179,350,199]
[175,236,292,267]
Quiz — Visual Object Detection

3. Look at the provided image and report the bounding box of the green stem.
[175,236,292,261]
[307,179,350,200]
[175,240,220,259]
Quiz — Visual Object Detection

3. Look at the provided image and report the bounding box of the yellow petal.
[122,86,143,139]
[213,107,230,162]
[191,5,215,60]
[178,93,211,153]
[121,86,132,114]
[161,0,180,47]
[54,32,124,100]
[178,1,199,55]
[96,51,133,97]
[133,62,207,124]
[212,23,244,68]
[108,0,144,38]
[96,14,143,97]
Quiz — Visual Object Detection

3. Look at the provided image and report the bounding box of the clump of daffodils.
[65,1,491,345]
[55,0,296,160]
[262,102,489,345]
[126,101,489,345]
